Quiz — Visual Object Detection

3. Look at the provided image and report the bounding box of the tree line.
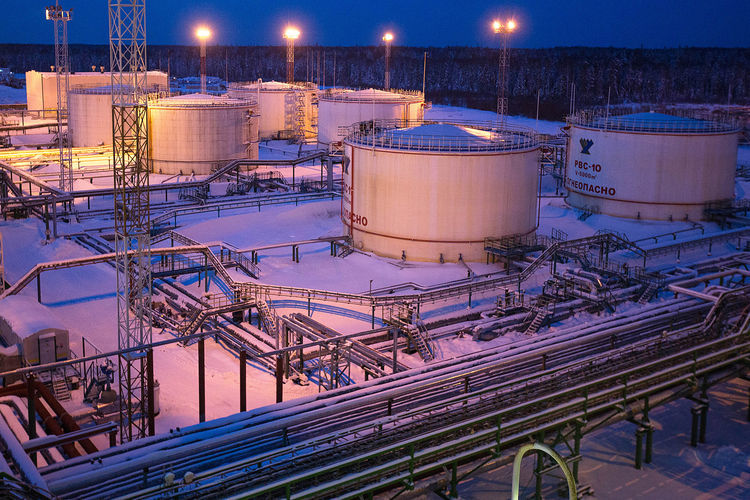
[1,44,748,120]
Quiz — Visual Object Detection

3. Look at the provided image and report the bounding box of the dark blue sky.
[3,0,749,47]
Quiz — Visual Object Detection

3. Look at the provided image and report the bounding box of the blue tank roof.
[587,111,736,134]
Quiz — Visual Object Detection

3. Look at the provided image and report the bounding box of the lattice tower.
[108,0,153,443]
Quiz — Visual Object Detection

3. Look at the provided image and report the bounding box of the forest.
[1,44,748,120]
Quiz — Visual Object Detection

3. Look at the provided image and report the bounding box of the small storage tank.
[565,111,739,220]
[318,88,424,145]
[227,80,316,140]
[67,86,115,147]
[148,93,259,175]
[343,121,539,262]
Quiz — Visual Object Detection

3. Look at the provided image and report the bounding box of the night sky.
[2,0,749,48]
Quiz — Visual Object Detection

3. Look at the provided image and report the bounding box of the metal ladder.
[256,296,278,337]
[407,322,434,362]
[524,309,549,335]
[637,282,659,304]
[294,91,306,141]
[51,369,71,402]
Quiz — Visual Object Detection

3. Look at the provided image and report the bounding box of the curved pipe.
[512,442,577,500]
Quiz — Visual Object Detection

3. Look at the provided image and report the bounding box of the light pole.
[283,26,300,84]
[382,32,394,90]
[195,26,211,94]
[492,18,517,125]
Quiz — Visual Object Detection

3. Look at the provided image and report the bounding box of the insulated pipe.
[0,384,89,457]
[32,381,97,454]
[0,397,68,462]
[0,406,49,491]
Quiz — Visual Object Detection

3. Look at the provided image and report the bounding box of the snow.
[0,84,25,104]
[154,92,250,106]
[338,88,420,101]
[425,104,565,135]
[0,295,66,339]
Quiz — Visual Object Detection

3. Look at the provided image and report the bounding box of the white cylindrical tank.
[318,88,424,145]
[67,86,114,147]
[25,70,168,118]
[148,93,258,175]
[565,111,739,220]
[227,81,316,140]
[343,121,539,262]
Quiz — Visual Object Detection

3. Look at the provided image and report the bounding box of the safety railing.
[568,109,739,134]
[318,87,424,102]
[344,119,538,153]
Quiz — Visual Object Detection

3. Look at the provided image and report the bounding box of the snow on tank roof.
[0,296,66,339]
[236,80,310,91]
[346,121,537,153]
[69,84,134,94]
[573,111,737,134]
[150,92,252,108]
[391,123,493,141]
[322,88,423,102]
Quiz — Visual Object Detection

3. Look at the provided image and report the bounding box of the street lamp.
[195,26,211,94]
[382,32,394,90]
[492,18,517,125]
[283,26,301,84]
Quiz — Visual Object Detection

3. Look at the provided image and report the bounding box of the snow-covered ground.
[0,84,25,104]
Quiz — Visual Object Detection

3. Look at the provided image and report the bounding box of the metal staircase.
[283,93,297,139]
[51,369,71,402]
[411,321,435,362]
[523,295,554,335]
[256,293,279,338]
[637,281,659,304]
[294,91,306,142]
[309,90,318,132]
[384,303,436,362]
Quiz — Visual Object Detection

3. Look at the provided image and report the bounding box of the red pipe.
[0,385,80,458]
[0,381,98,455]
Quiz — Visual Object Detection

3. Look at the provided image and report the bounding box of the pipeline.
[0,404,49,492]
[0,381,96,455]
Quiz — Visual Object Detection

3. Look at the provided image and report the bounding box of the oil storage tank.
[565,111,739,220]
[227,80,316,140]
[148,93,259,175]
[25,70,168,117]
[67,86,115,147]
[342,120,539,262]
[318,88,424,145]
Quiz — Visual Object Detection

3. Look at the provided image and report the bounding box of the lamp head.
[196,27,211,40]
[284,27,300,40]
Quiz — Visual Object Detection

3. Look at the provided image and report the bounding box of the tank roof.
[571,111,738,134]
[69,84,135,94]
[346,120,537,153]
[150,92,253,108]
[234,80,313,91]
[321,88,423,103]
